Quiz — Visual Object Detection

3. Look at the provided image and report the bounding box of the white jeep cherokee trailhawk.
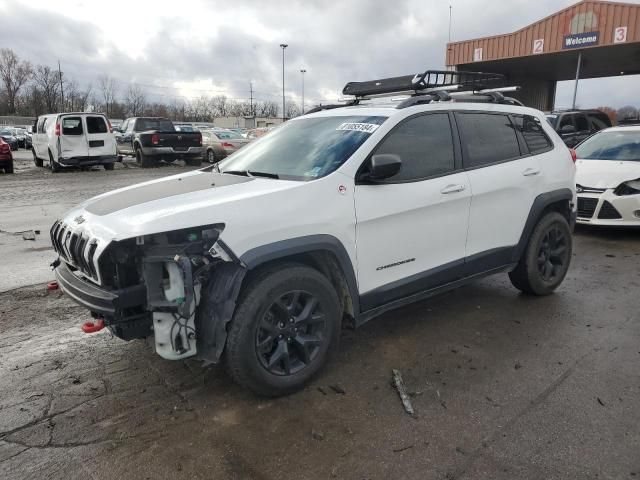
[51,71,577,396]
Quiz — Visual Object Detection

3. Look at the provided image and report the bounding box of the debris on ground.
[392,444,414,453]
[391,369,414,415]
[317,386,327,395]
[22,230,37,241]
[514,362,523,370]
[329,384,346,395]
[597,397,605,406]
[311,428,325,441]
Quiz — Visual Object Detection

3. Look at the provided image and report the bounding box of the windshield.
[545,115,558,128]
[218,115,386,180]
[575,130,640,161]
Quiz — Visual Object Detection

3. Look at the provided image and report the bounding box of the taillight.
[107,119,113,133]
[151,134,159,145]
[221,142,234,148]
[196,133,202,146]
[55,123,61,136]
[0,143,9,153]
[569,148,577,163]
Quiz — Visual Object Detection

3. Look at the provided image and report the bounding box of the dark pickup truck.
[115,117,203,167]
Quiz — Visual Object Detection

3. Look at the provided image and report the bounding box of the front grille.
[576,184,606,194]
[577,197,598,219]
[50,220,99,281]
[598,201,622,220]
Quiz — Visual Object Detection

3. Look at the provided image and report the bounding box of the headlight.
[614,179,640,196]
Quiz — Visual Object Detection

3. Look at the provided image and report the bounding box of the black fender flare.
[512,188,573,263]
[240,234,360,315]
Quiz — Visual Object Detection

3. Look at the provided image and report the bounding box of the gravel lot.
[1,149,639,479]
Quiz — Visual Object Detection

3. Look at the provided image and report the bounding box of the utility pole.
[448,5,452,43]
[249,81,254,117]
[300,69,306,114]
[280,44,288,122]
[58,60,65,112]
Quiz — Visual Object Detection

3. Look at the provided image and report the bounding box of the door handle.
[522,168,540,176]
[440,184,466,194]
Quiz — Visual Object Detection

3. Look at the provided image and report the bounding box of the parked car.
[246,127,272,140]
[0,129,18,150]
[50,71,577,397]
[545,109,612,148]
[115,117,203,167]
[574,125,640,226]
[201,128,249,163]
[174,123,199,132]
[14,127,31,148]
[31,113,119,172]
[0,137,14,173]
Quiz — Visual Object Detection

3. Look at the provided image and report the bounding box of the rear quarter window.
[513,114,553,154]
[86,116,108,134]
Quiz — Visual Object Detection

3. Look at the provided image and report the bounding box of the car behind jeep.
[51,70,576,396]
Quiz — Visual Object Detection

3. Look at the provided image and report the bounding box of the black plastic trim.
[55,262,146,318]
[240,234,360,315]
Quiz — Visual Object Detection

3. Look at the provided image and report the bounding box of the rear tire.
[4,161,14,174]
[225,264,341,397]
[509,212,572,295]
[49,151,60,173]
[32,149,43,167]
[103,163,115,171]
[135,148,155,168]
[206,149,215,164]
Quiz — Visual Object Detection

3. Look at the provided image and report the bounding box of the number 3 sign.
[614,26,627,44]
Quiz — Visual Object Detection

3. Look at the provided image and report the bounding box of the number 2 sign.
[614,26,628,44]
[533,38,544,54]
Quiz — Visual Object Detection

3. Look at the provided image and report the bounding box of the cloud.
[1,0,639,109]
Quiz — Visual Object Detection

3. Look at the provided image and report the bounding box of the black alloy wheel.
[255,290,327,376]
[536,226,569,282]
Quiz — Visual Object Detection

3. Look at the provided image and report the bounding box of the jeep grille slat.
[51,222,100,283]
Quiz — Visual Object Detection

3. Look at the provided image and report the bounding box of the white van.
[32,113,120,172]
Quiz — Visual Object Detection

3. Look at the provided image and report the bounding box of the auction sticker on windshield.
[336,122,380,133]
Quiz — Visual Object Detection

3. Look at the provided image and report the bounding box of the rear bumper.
[55,262,146,318]
[59,155,122,166]
[141,146,203,159]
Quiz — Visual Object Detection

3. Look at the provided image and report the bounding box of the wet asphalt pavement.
[0,150,639,479]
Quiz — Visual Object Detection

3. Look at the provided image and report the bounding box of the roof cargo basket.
[342,70,506,98]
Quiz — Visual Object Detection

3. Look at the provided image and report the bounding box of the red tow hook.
[81,318,105,333]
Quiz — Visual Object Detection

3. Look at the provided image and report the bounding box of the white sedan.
[574,125,640,226]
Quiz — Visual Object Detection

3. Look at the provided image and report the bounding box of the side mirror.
[367,154,402,181]
[560,124,576,134]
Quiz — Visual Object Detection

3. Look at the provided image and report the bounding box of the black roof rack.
[342,70,506,98]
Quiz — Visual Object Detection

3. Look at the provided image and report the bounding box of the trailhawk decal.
[376,258,415,271]
[336,122,380,134]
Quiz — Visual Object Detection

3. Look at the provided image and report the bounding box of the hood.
[575,159,640,189]
[67,170,305,241]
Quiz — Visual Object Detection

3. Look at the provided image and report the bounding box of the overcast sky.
[2,0,639,110]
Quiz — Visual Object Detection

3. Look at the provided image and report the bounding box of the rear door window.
[371,113,455,181]
[86,116,108,134]
[456,113,521,168]
[588,113,610,131]
[62,117,83,135]
[512,115,553,154]
[558,115,575,131]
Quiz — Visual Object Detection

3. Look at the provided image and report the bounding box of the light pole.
[280,44,288,122]
[300,69,306,114]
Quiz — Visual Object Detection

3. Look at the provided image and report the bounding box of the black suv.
[545,109,612,148]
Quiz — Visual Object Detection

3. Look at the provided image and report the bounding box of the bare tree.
[76,83,92,112]
[0,49,33,114]
[285,100,300,119]
[125,84,146,116]
[33,65,61,112]
[256,100,278,118]
[617,105,638,121]
[212,95,229,117]
[97,75,118,117]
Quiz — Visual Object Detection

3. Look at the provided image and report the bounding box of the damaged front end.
[53,223,246,363]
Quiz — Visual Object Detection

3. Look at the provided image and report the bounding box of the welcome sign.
[563,31,600,49]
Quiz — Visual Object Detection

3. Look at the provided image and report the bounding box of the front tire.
[186,157,202,167]
[509,212,572,295]
[225,264,341,397]
[103,163,115,171]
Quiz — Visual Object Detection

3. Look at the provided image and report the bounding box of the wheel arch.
[512,188,573,263]
[239,235,360,321]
